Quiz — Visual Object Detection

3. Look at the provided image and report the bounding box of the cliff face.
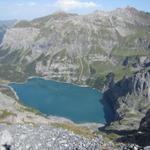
[102,65,150,148]
[115,109,150,148]
[103,64,150,129]
[136,109,150,146]
[139,109,150,132]
[0,7,150,85]
[0,20,16,44]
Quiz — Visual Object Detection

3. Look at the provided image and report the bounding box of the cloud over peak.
[0,0,100,20]
[55,0,97,11]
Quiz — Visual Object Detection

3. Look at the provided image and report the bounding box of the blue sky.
[0,0,150,20]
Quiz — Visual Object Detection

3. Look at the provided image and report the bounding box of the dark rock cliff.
[136,109,150,146]
[103,64,150,127]
[139,109,150,132]
[0,20,16,44]
[118,109,150,147]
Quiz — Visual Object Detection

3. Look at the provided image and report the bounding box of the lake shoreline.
[5,75,100,92]
[2,84,105,127]
[6,77,106,126]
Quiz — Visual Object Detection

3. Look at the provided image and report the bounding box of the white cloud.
[0,0,100,20]
[55,0,97,11]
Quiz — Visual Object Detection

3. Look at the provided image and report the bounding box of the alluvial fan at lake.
[10,78,106,123]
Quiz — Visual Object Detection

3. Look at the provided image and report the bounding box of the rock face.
[0,20,16,44]
[2,28,40,50]
[125,109,150,147]
[136,109,150,146]
[137,110,150,147]
[103,67,150,128]
[139,109,150,132]
[0,7,150,85]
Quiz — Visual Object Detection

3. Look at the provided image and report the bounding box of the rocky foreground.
[0,124,101,150]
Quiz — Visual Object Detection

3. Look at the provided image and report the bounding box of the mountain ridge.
[0,7,150,86]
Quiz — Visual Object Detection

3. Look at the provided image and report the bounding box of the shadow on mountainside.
[98,126,137,136]
[99,127,149,147]
[116,109,150,147]
[116,132,150,147]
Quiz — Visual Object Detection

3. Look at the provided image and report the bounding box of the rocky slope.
[0,7,150,86]
[0,20,16,44]
[0,124,101,150]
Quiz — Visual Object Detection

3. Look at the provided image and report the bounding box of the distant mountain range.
[0,7,149,86]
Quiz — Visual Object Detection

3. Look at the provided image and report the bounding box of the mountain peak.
[125,6,138,11]
[51,11,78,18]
[113,6,138,13]
[52,11,69,15]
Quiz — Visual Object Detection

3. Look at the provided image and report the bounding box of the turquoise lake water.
[10,78,106,123]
